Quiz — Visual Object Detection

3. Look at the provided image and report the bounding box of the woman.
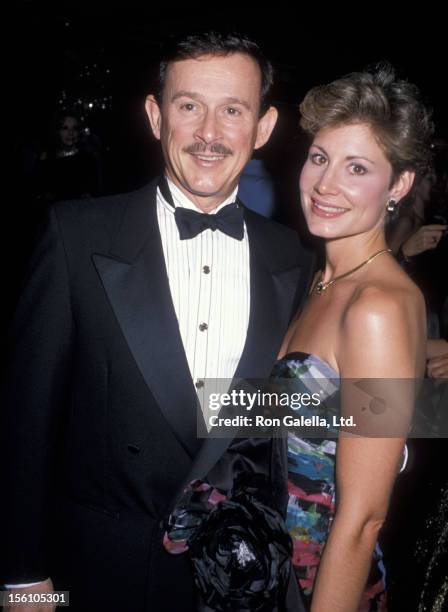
[32,111,101,204]
[273,64,433,611]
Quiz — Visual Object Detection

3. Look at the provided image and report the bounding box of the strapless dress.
[270,351,387,611]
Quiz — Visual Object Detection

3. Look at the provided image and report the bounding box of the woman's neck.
[322,231,388,283]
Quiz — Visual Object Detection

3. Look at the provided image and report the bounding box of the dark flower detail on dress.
[163,480,226,555]
[165,474,292,611]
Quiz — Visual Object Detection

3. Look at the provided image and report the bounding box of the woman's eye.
[310,153,327,165]
[350,164,367,175]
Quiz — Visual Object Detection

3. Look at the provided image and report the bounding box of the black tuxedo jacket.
[2,180,313,611]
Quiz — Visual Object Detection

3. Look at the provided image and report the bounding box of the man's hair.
[156,31,274,115]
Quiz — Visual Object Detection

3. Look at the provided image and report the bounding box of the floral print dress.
[270,352,387,612]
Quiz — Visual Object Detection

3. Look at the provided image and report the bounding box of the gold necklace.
[314,248,392,295]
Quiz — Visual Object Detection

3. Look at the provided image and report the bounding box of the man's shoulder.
[243,207,297,240]
[244,209,315,278]
[52,182,156,224]
[243,207,312,263]
[47,182,158,254]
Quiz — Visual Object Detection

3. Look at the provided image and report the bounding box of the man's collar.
[159,175,238,215]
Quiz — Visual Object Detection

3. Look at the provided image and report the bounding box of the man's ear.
[145,95,162,141]
[254,106,278,150]
[390,170,415,202]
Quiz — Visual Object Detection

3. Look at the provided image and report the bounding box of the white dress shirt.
[157,178,251,396]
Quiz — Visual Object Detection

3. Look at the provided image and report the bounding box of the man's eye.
[225,107,241,116]
[181,103,196,111]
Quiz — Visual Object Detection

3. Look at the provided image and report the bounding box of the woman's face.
[59,116,79,148]
[300,123,397,240]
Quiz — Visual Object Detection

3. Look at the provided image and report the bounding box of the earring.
[387,199,398,213]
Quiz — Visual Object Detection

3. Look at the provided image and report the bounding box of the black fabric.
[174,203,244,240]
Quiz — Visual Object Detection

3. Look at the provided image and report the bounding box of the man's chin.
[166,170,237,205]
[185,186,222,198]
[179,180,233,200]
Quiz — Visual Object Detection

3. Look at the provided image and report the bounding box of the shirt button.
[199,323,208,332]
[195,379,205,389]
[203,265,210,274]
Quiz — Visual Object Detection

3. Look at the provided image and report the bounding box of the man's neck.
[165,176,238,215]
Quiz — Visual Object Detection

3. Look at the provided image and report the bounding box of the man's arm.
[1,205,74,584]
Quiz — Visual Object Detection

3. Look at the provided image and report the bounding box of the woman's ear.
[390,171,415,202]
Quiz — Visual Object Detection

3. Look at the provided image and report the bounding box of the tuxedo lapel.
[235,208,301,379]
[92,181,202,459]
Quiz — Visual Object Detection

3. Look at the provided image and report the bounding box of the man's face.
[146,52,277,211]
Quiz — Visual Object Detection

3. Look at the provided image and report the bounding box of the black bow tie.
[174,204,244,240]
[158,176,244,241]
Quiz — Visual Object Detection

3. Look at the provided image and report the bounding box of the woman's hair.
[299,63,434,182]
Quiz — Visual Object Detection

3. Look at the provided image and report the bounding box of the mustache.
[183,143,233,156]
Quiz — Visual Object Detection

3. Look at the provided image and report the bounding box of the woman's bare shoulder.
[344,268,425,327]
[338,271,426,377]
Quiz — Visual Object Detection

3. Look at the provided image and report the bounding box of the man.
[2,32,312,611]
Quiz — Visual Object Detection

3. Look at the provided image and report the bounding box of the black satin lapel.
[92,201,202,459]
[235,218,300,380]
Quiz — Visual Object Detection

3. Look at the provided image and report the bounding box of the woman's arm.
[427,353,448,378]
[311,436,404,612]
[310,286,426,612]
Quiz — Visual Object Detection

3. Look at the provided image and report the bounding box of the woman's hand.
[401,224,447,257]
[427,338,448,360]
[427,353,448,379]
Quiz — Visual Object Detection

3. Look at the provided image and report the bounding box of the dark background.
[6,3,448,610]
[9,2,448,193]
